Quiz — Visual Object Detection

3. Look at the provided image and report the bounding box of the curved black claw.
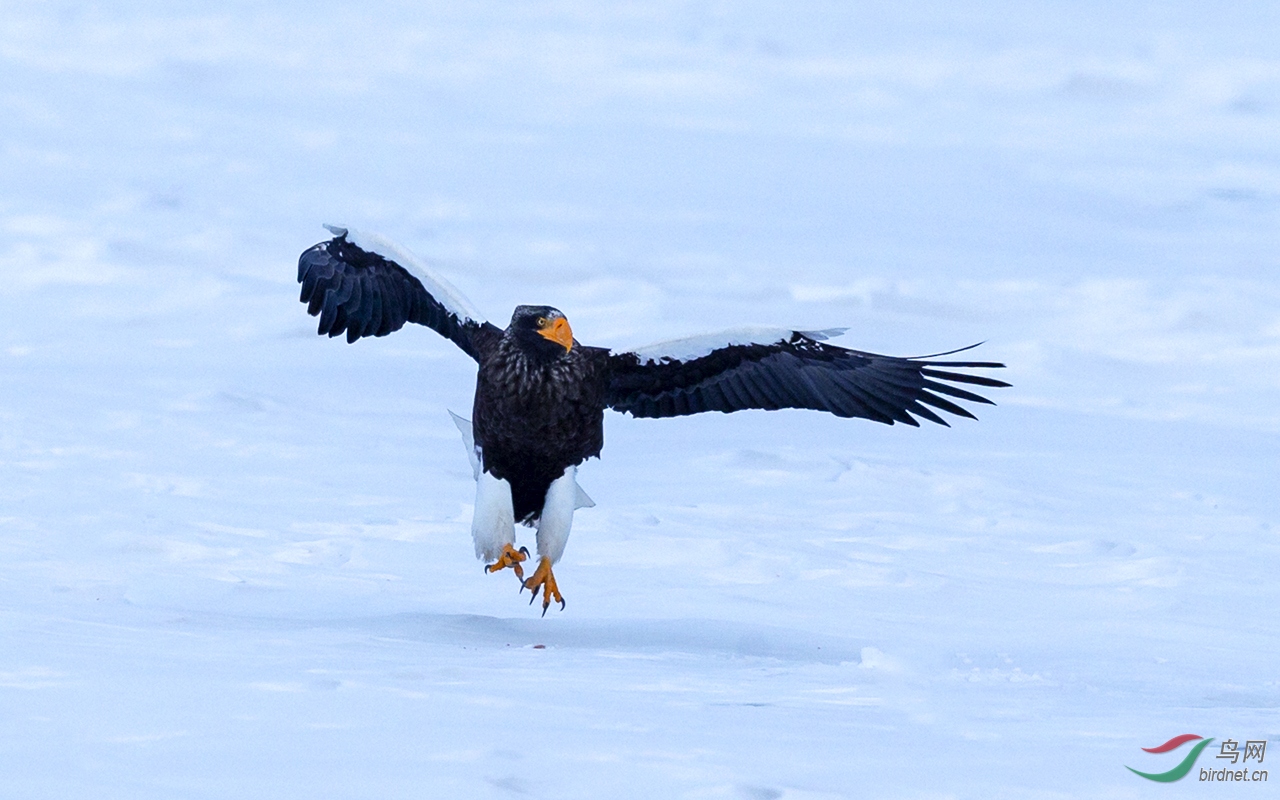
[519,546,530,558]
[539,595,565,618]
[521,557,564,616]
[485,544,528,580]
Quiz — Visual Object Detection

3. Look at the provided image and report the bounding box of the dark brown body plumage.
[471,328,609,523]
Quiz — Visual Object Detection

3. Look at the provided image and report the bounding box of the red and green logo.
[1127,734,1215,782]
[1128,735,1269,783]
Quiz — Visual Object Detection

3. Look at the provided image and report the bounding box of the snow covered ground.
[2,2,1279,797]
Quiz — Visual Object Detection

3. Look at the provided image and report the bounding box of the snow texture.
[2,1,1279,798]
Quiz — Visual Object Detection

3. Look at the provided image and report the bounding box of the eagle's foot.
[521,557,565,616]
[484,544,529,581]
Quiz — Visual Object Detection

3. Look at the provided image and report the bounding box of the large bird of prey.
[297,225,1008,614]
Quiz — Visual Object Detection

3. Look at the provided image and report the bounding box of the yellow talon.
[485,544,529,580]
[522,557,565,616]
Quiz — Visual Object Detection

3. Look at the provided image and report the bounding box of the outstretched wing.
[297,225,500,360]
[604,328,1008,426]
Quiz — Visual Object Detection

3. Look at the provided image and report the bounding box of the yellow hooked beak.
[538,316,573,352]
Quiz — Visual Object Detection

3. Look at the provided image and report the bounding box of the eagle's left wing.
[297,225,499,361]
[604,327,1008,426]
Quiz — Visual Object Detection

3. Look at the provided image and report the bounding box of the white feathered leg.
[471,469,515,563]
[536,467,578,564]
[523,467,579,614]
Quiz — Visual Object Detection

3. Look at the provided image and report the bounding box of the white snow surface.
[3,2,1279,798]
[624,326,848,363]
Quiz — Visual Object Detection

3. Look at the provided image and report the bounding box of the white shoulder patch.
[622,326,848,364]
[325,224,487,325]
[449,410,481,480]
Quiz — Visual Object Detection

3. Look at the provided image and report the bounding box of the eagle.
[297,225,1009,614]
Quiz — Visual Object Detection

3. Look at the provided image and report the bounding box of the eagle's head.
[509,305,574,359]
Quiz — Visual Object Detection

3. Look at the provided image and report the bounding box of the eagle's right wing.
[297,225,500,361]
[604,328,1008,426]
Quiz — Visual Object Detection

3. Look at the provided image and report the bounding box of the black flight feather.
[604,334,1007,426]
[296,231,500,361]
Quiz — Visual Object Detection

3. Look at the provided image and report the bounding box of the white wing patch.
[623,326,848,364]
[324,224,487,326]
[575,481,596,510]
[449,411,594,510]
[450,410,482,480]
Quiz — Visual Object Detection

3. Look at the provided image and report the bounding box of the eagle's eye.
[536,316,548,328]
